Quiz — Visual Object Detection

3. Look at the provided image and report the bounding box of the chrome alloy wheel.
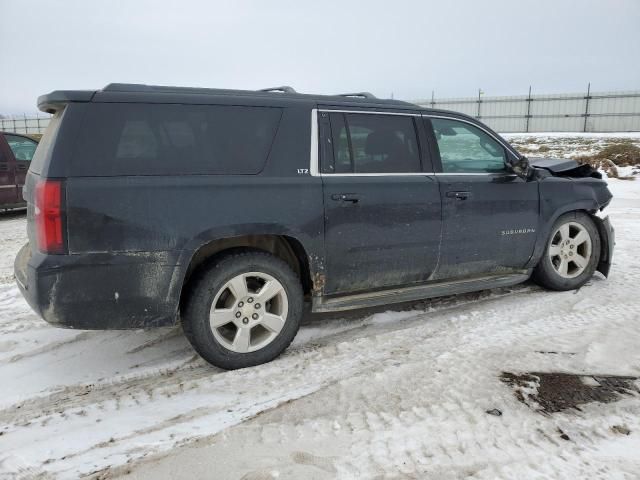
[548,221,593,279]
[209,272,288,353]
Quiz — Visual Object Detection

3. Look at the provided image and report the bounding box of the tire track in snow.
[111,279,640,479]
[0,282,539,420]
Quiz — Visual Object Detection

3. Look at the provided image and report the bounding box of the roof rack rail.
[259,86,297,94]
[337,92,377,99]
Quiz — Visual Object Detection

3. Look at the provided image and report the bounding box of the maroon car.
[0,132,38,210]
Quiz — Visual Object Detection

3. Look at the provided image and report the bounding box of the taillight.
[35,180,65,254]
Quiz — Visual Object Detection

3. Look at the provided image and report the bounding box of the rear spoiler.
[37,90,96,114]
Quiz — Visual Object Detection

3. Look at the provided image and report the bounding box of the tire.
[532,211,601,291]
[182,251,303,370]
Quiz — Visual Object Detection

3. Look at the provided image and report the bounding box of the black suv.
[14,84,614,369]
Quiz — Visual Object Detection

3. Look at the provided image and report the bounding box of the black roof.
[38,83,419,113]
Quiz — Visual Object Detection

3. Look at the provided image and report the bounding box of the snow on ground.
[0,135,639,479]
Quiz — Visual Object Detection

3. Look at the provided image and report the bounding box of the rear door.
[318,109,442,295]
[424,115,539,279]
[4,134,38,203]
[0,134,18,206]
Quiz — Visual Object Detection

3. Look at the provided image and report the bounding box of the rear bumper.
[14,243,182,329]
[593,215,615,277]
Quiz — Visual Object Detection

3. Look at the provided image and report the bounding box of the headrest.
[364,130,402,155]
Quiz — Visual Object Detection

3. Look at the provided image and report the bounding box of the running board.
[312,272,531,313]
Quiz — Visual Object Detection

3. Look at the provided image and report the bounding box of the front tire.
[182,251,303,370]
[532,212,601,291]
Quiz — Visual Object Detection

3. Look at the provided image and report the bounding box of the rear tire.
[182,251,303,370]
[532,211,600,291]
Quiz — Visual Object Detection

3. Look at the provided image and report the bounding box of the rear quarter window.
[71,103,282,176]
[30,109,65,175]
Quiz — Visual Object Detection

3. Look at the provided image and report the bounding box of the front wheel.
[182,251,303,369]
[532,212,601,291]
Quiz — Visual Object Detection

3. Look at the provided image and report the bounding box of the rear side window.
[72,103,282,176]
[326,113,421,174]
[30,109,65,174]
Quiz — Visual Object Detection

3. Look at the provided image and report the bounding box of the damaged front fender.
[530,157,602,179]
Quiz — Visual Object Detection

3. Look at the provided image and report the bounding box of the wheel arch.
[526,201,601,269]
[178,233,313,314]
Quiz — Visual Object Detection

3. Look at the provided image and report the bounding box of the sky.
[1,0,639,115]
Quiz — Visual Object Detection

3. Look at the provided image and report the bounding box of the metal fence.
[415,86,640,133]
[2,86,640,134]
[0,115,50,135]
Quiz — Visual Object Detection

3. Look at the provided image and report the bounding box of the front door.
[4,134,38,203]
[425,116,539,280]
[0,135,18,206]
[319,110,442,295]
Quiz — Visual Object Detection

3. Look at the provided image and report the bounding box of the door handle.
[446,191,471,200]
[331,193,361,203]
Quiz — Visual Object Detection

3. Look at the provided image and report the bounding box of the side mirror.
[507,155,533,180]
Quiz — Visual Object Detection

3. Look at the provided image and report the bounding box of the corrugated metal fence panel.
[483,117,528,133]
[415,89,640,132]
[589,115,640,132]
[590,91,640,114]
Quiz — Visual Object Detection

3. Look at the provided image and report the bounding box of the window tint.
[327,113,351,173]
[73,103,282,176]
[326,113,421,174]
[30,108,64,175]
[6,134,38,162]
[431,118,506,173]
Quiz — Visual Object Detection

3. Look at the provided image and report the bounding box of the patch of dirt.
[501,372,639,414]
[574,143,640,177]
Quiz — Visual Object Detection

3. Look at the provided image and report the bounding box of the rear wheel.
[533,212,601,291]
[182,251,303,369]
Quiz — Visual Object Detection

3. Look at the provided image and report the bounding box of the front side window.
[327,113,421,174]
[5,134,38,162]
[431,118,506,173]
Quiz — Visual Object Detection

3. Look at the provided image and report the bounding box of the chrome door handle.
[331,193,361,203]
[445,191,471,200]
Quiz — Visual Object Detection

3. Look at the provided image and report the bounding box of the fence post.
[24,113,28,134]
[583,82,591,132]
[525,86,532,133]
[477,89,482,118]
[431,90,435,108]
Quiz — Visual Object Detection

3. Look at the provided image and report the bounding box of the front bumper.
[593,215,615,277]
[14,243,182,329]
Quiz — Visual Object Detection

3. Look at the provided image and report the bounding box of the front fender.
[526,202,601,269]
[526,177,612,269]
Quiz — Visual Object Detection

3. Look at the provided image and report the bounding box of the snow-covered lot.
[1,136,640,479]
